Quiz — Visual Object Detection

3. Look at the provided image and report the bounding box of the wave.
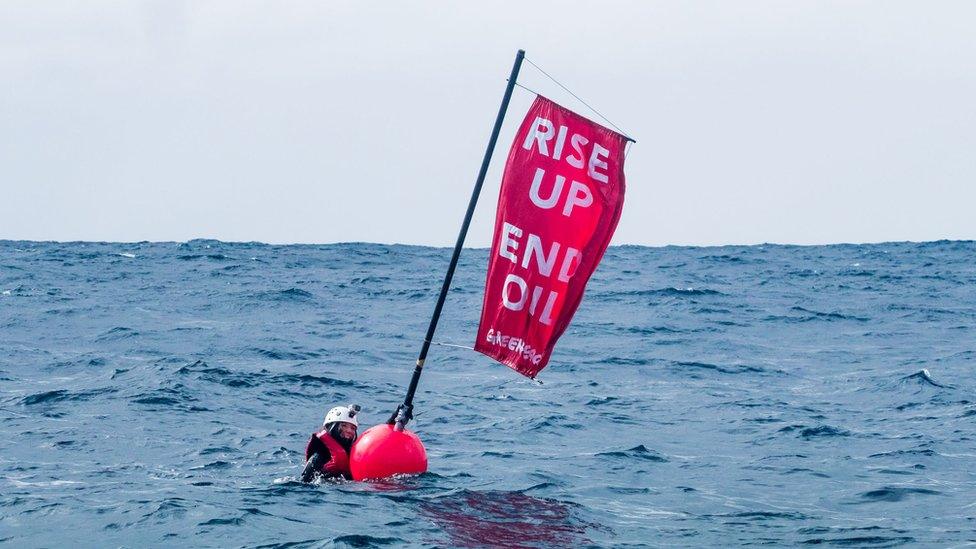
[672,361,769,375]
[198,446,240,456]
[868,447,938,459]
[251,348,320,361]
[521,413,582,432]
[177,253,234,261]
[764,307,869,323]
[790,306,870,322]
[95,326,140,341]
[709,510,809,521]
[329,535,404,546]
[601,287,725,298]
[130,386,202,409]
[700,253,752,264]
[19,387,116,406]
[198,516,244,526]
[603,357,651,366]
[624,325,685,335]
[900,369,952,389]
[778,424,851,439]
[596,445,668,462]
[253,540,332,549]
[858,486,941,502]
[800,535,915,546]
[175,360,360,389]
[252,288,315,303]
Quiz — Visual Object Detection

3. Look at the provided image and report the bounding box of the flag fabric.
[474,95,628,378]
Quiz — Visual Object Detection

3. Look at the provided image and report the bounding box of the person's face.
[337,422,357,440]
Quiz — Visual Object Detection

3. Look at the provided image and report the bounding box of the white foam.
[118,253,136,258]
[7,478,84,488]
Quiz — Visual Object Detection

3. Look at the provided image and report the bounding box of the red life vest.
[305,430,351,479]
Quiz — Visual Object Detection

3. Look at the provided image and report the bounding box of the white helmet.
[323,404,360,428]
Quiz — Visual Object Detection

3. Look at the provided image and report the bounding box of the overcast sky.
[2,1,974,246]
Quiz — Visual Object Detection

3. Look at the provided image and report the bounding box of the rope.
[523,56,636,143]
[428,340,475,351]
[423,340,543,384]
[513,81,544,97]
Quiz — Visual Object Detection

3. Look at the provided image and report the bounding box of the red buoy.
[349,424,427,481]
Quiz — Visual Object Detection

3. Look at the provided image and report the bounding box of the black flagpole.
[392,49,526,431]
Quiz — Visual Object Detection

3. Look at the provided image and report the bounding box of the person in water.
[301,404,360,482]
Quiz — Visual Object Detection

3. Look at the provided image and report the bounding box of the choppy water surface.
[1,240,974,547]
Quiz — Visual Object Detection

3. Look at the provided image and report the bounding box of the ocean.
[1,239,974,547]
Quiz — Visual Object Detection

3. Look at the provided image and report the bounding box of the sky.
[2,1,974,247]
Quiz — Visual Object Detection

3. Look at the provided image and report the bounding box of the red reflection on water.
[419,490,595,548]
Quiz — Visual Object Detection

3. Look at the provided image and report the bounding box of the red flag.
[475,96,627,378]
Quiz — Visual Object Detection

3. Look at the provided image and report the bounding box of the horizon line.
[2,237,973,249]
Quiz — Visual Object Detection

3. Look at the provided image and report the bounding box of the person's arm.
[301,434,332,482]
[301,453,326,483]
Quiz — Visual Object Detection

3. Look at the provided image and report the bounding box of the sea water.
[1,240,974,547]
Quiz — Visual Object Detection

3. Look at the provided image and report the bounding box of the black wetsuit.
[300,426,354,482]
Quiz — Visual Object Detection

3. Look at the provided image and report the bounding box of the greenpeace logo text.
[484,328,544,365]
